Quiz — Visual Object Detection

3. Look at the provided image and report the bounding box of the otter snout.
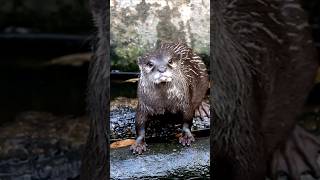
[157,66,167,73]
[154,70,173,84]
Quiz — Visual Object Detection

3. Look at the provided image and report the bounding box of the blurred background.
[0,0,92,123]
[0,0,92,179]
[0,0,319,179]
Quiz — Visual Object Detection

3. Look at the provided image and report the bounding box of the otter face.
[138,50,178,84]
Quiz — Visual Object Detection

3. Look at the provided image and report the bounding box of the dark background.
[0,1,93,179]
[0,0,92,123]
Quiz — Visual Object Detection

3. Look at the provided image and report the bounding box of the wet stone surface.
[1,98,320,179]
[0,111,89,180]
[110,106,136,140]
[110,137,210,180]
[110,106,210,141]
[0,104,210,180]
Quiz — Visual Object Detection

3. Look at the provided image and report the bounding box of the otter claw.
[179,134,195,146]
[130,143,147,154]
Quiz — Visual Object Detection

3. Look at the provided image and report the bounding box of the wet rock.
[110,0,210,69]
[0,103,210,179]
[110,106,210,141]
[110,137,210,179]
[0,112,88,180]
[2,106,320,179]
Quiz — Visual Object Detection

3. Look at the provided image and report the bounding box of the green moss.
[111,44,145,72]
[197,45,209,55]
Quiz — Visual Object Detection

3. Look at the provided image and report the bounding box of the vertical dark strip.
[80,0,110,179]
[209,0,214,179]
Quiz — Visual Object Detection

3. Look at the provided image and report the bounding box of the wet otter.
[130,42,209,154]
[212,1,320,180]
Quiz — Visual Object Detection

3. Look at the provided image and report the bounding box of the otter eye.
[146,61,153,68]
[168,59,173,64]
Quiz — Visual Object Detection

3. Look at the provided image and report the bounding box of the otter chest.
[148,86,187,114]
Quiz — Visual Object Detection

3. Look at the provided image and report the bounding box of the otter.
[130,42,209,154]
[212,1,320,180]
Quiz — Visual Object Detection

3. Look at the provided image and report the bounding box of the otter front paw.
[179,133,195,146]
[130,142,147,154]
[270,125,320,180]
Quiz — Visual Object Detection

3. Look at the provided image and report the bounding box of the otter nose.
[157,66,167,73]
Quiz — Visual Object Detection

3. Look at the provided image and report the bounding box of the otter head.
[138,49,179,84]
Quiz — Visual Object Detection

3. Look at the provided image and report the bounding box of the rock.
[110,0,210,69]
[110,105,210,141]
[0,112,88,180]
[110,137,210,179]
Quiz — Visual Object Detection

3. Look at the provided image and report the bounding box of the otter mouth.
[154,76,172,84]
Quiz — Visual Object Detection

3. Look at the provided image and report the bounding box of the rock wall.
[110,0,210,70]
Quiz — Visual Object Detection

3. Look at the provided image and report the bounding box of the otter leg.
[179,122,195,146]
[195,101,210,120]
[270,125,320,180]
[130,112,147,154]
[130,127,146,154]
